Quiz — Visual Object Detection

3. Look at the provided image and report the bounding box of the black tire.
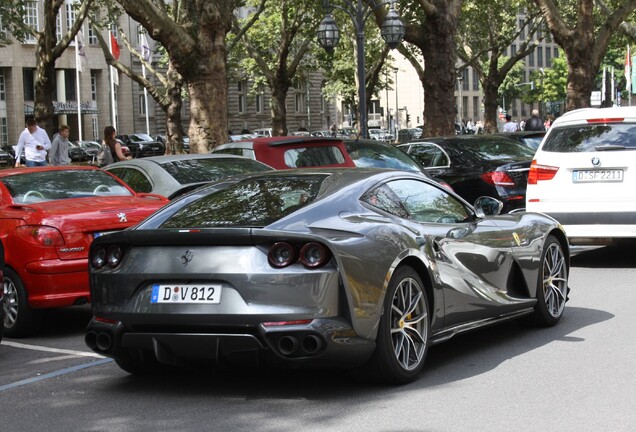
[532,235,568,326]
[115,348,176,375]
[364,266,430,384]
[3,267,42,337]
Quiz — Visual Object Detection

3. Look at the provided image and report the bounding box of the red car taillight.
[15,225,64,246]
[268,241,331,269]
[480,171,515,186]
[528,160,559,184]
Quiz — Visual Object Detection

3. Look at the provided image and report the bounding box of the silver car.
[86,168,570,383]
[103,154,273,199]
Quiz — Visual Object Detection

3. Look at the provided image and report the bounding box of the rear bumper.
[86,317,374,369]
[541,211,636,244]
[19,258,90,308]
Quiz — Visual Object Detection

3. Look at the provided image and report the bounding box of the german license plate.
[572,169,623,183]
[150,284,222,304]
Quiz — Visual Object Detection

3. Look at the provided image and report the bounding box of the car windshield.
[345,141,424,172]
[1,169,133,203]
[541,123,636,152]
[159,175,327,228]
[130,134,154,142]
[159,157,272,184]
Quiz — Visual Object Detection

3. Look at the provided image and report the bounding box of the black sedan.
[86,168,569,384]
[398,135,535,213]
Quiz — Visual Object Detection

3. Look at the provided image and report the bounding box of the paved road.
[1,245,634,432]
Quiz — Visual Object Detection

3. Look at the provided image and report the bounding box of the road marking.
[1,340,105,358]
[0,358,113,392]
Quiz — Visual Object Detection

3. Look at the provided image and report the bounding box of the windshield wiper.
[594,144,626,151]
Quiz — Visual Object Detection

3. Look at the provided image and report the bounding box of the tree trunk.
[564,50,596,111]
[34,48,57,137]
[271,81,289,136]
[482,81,500,133]
[165,62,185,154]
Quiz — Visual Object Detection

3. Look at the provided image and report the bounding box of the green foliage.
[497,58,525,110]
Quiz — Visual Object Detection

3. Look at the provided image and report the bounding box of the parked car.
[67,141,94,162]
[253,128,273,137]
[526,106,636,245]
[211,136,428,175]
[229,133,258,142]
[0,166,169,337]
[3,145,25,165]
[74,140,102,162]
[155,135,190,153]
[86,168,570,383]
[0,240,4,343]
[0,146,14,167]
[310,130,333,137]
[117,133,165,158]
[398,135,535,213]
[368,128,394,142]
[497,130,546,150]
[289,131,310,137]
[103,154,273,199]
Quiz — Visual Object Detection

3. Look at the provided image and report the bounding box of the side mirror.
[474,196,503,218]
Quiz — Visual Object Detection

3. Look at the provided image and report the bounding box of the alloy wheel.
[390,277,428,371]
[3,277,18,329]
[542,241,567,318]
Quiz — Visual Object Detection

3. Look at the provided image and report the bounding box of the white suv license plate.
[150,284,222,304]
[572,169,623,183]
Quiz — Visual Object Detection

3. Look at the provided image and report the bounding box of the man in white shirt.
[502,114,519,132]
[14,119,51,167]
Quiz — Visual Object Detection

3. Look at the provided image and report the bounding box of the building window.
[546,47,552,67]
[0,16,6,39]
[293,79,307,113]
[518,20,525,41]
[462,69,469,91]
[510,44,516,57]
[0,72,5,101]
[91,116,99,140]
[472,69,479,91]
[91,71,97,101]
[24,1,38,43]
[139,93,146,115]
[528,48,535,67]
[255,93,264,113]
[537,46,543,67]
[237,80,247,114]
[473,96,479,119]
[66,0,77,34]
[88,25,97,45]
[64,69,76,101]
[0,118,7,146]
[56,6,63,41]
[553,47,559,58]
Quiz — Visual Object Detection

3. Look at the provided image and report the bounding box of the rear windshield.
[159,175,327,228]
[542,123,636,152]
[283,146,346,167]
[345,141,423,172]
[159,157,271,184]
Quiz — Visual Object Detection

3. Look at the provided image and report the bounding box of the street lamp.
[317,0,405,139]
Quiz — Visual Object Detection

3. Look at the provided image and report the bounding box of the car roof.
[104,153,265,169]
[215,136,343,149]
[551,106,636,127]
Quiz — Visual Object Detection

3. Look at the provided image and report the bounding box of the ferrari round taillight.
[268,242,296,268]
[299,242,330,268]
[106,245,123,268]
[91,247,106,269]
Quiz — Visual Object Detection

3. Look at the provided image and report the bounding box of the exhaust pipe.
[277,336,299,356]
[302,335,323,355]
[85,331,98,350]
[95,332,113,352]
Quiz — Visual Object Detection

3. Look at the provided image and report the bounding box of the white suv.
[526,106,636,245]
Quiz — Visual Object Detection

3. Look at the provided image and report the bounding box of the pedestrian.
[97,125,129,167]
[14,118,51,167]
[502,114,519,132]
[330,123,338,137]
[49,124,72,166]
[524,109,546,131]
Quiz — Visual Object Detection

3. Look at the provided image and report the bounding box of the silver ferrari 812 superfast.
[86,168,570,384]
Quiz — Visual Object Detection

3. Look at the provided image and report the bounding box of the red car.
[0,166,169,337]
